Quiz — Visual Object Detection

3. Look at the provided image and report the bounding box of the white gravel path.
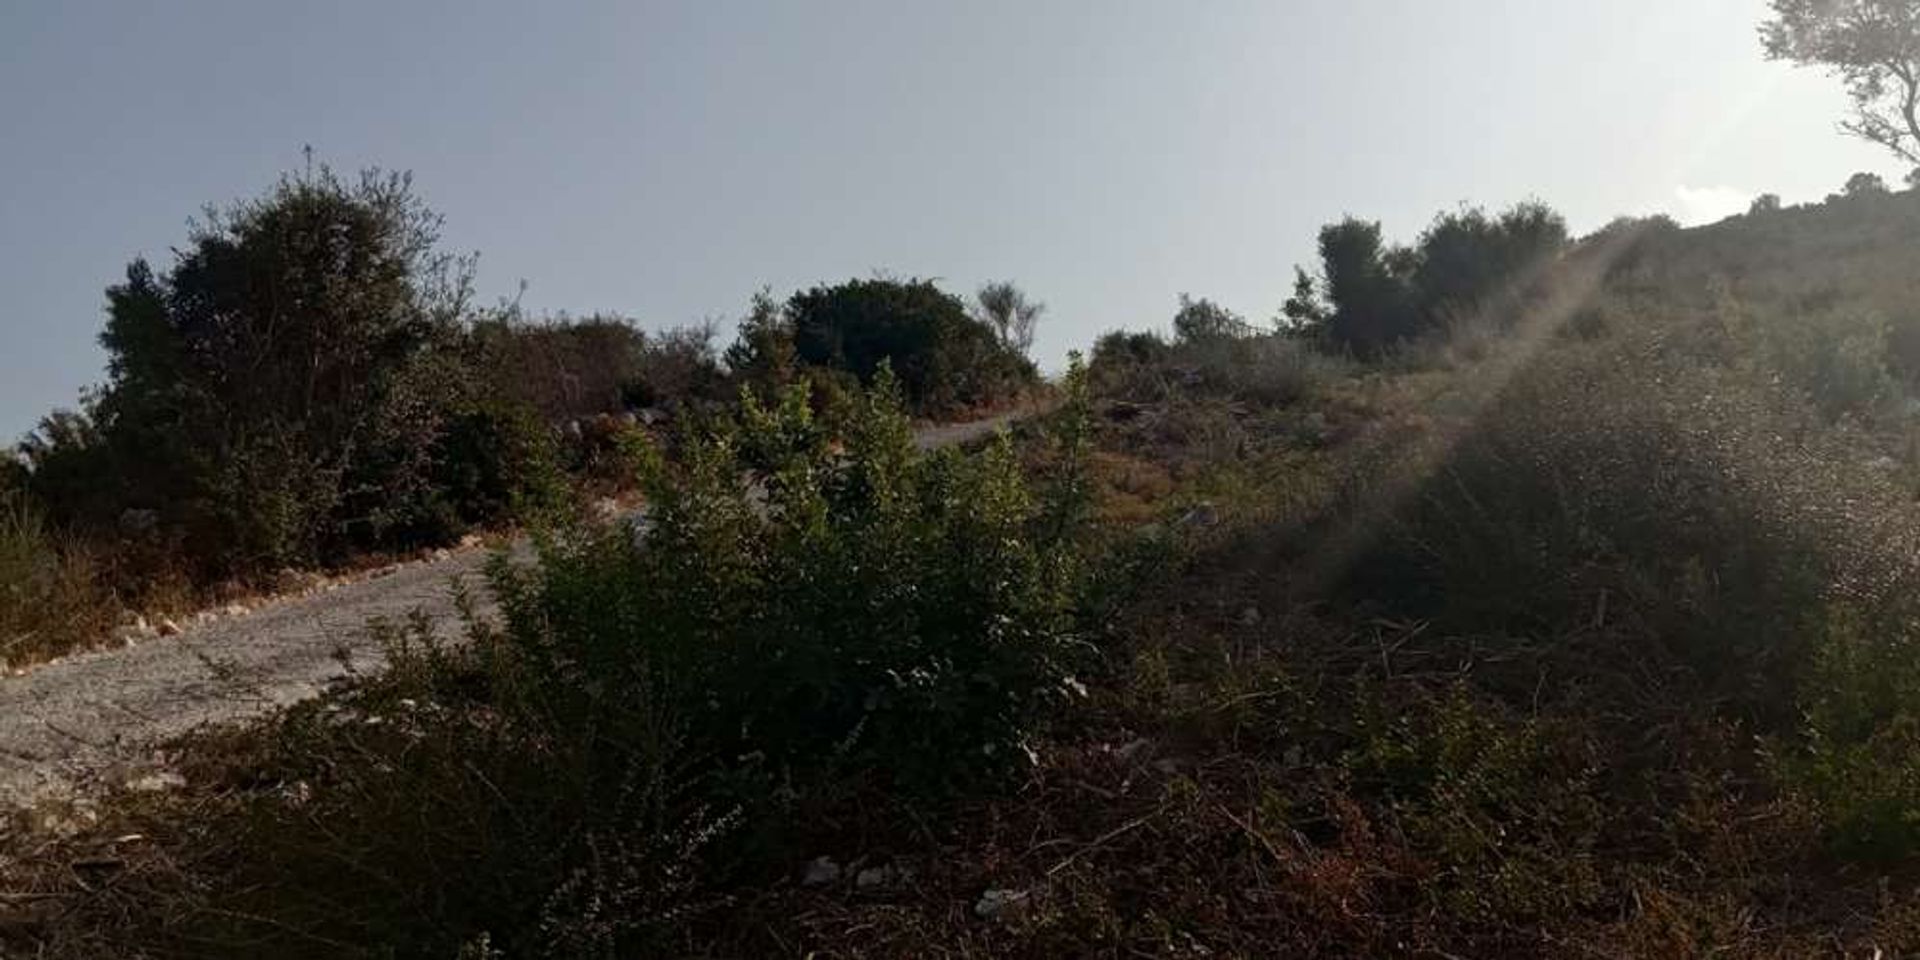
[0,412,1025,809]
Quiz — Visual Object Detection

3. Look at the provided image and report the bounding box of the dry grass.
[0,496,117,666]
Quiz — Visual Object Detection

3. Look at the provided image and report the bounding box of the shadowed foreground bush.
[1340,334,1920,859]
[9,365,1094,959]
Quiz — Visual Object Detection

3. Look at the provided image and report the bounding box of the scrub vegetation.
[8,165,1920,957]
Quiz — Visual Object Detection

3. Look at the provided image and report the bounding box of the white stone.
[801,855,842,886]
[974,888,1029,919]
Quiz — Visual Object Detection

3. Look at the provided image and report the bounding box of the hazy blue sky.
[0,0,1901,438]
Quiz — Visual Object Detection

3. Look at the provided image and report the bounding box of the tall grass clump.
[0,491,111,665]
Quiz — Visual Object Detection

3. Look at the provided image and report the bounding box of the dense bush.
[1290,202,1568,356]
[1090,298,1343,408]
[1410,201,1568,324]
[8,168,604,595]
[1787,610,1920,860]
[785,277,1035,415]
[1170,294,1253,343]
[469,313,649,422]
[1310,216,1420,354]
[1753,303,1900,420]
[496,362,1092,801]
[18,167,484,578]
[1346,336,1920,720]
[26,368,1096,957]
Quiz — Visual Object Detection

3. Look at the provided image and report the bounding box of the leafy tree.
[1411,201,1568,325]
[470,312,648,422]
[1171,294,1250,343]
[55,166,475,574]
[1750,193,1785,214]
[1845,170,1892,195]
[1279,266,1329,330]
[628,322,728,410]
[723,287,797,392]
[0,450,24,500]
[1316,217,1419,355]
[1763,0,1920,163]
[973,281,1045,358]
[786,277,1030,414]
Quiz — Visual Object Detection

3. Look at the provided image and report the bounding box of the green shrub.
[1781,610,1920,860]
[1090,322,1341,409]
[31,165,477,579]
[34,368,1095,958]
[1346,341,1917,724]
[494,361,1092,801]
[785,277,1035,416]
[1347,688,1607,923]
[1754,304,1899,421]
[469,313,651,422]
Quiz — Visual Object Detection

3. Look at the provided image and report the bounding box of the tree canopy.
[30,167,486,574]
[973,281,1044,358]
[1763,0,1920,163]
[786,277,1033,415]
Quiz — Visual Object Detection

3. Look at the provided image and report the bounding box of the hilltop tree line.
[11,152,1920,649]
[3,166,1040,597]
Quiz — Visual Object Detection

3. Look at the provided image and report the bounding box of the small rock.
[118,508,160,535]
[1174,502,1219,530]
[457,533,483,549]
[974,888,1029,919]
[1152,757,1184,776]
[855,866,894,889]
[125,770,187,793]
[223,603,248,617]
[801,855,842,886]
[27,799,99,838]
[275,567,324,594]
[156,618,182,637]
[1115,738,1152,763]
[116,614,156,644]
[1167,682,1205,708]
[430,548,452,562]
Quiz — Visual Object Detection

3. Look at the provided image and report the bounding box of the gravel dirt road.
[0,411,1028,809]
